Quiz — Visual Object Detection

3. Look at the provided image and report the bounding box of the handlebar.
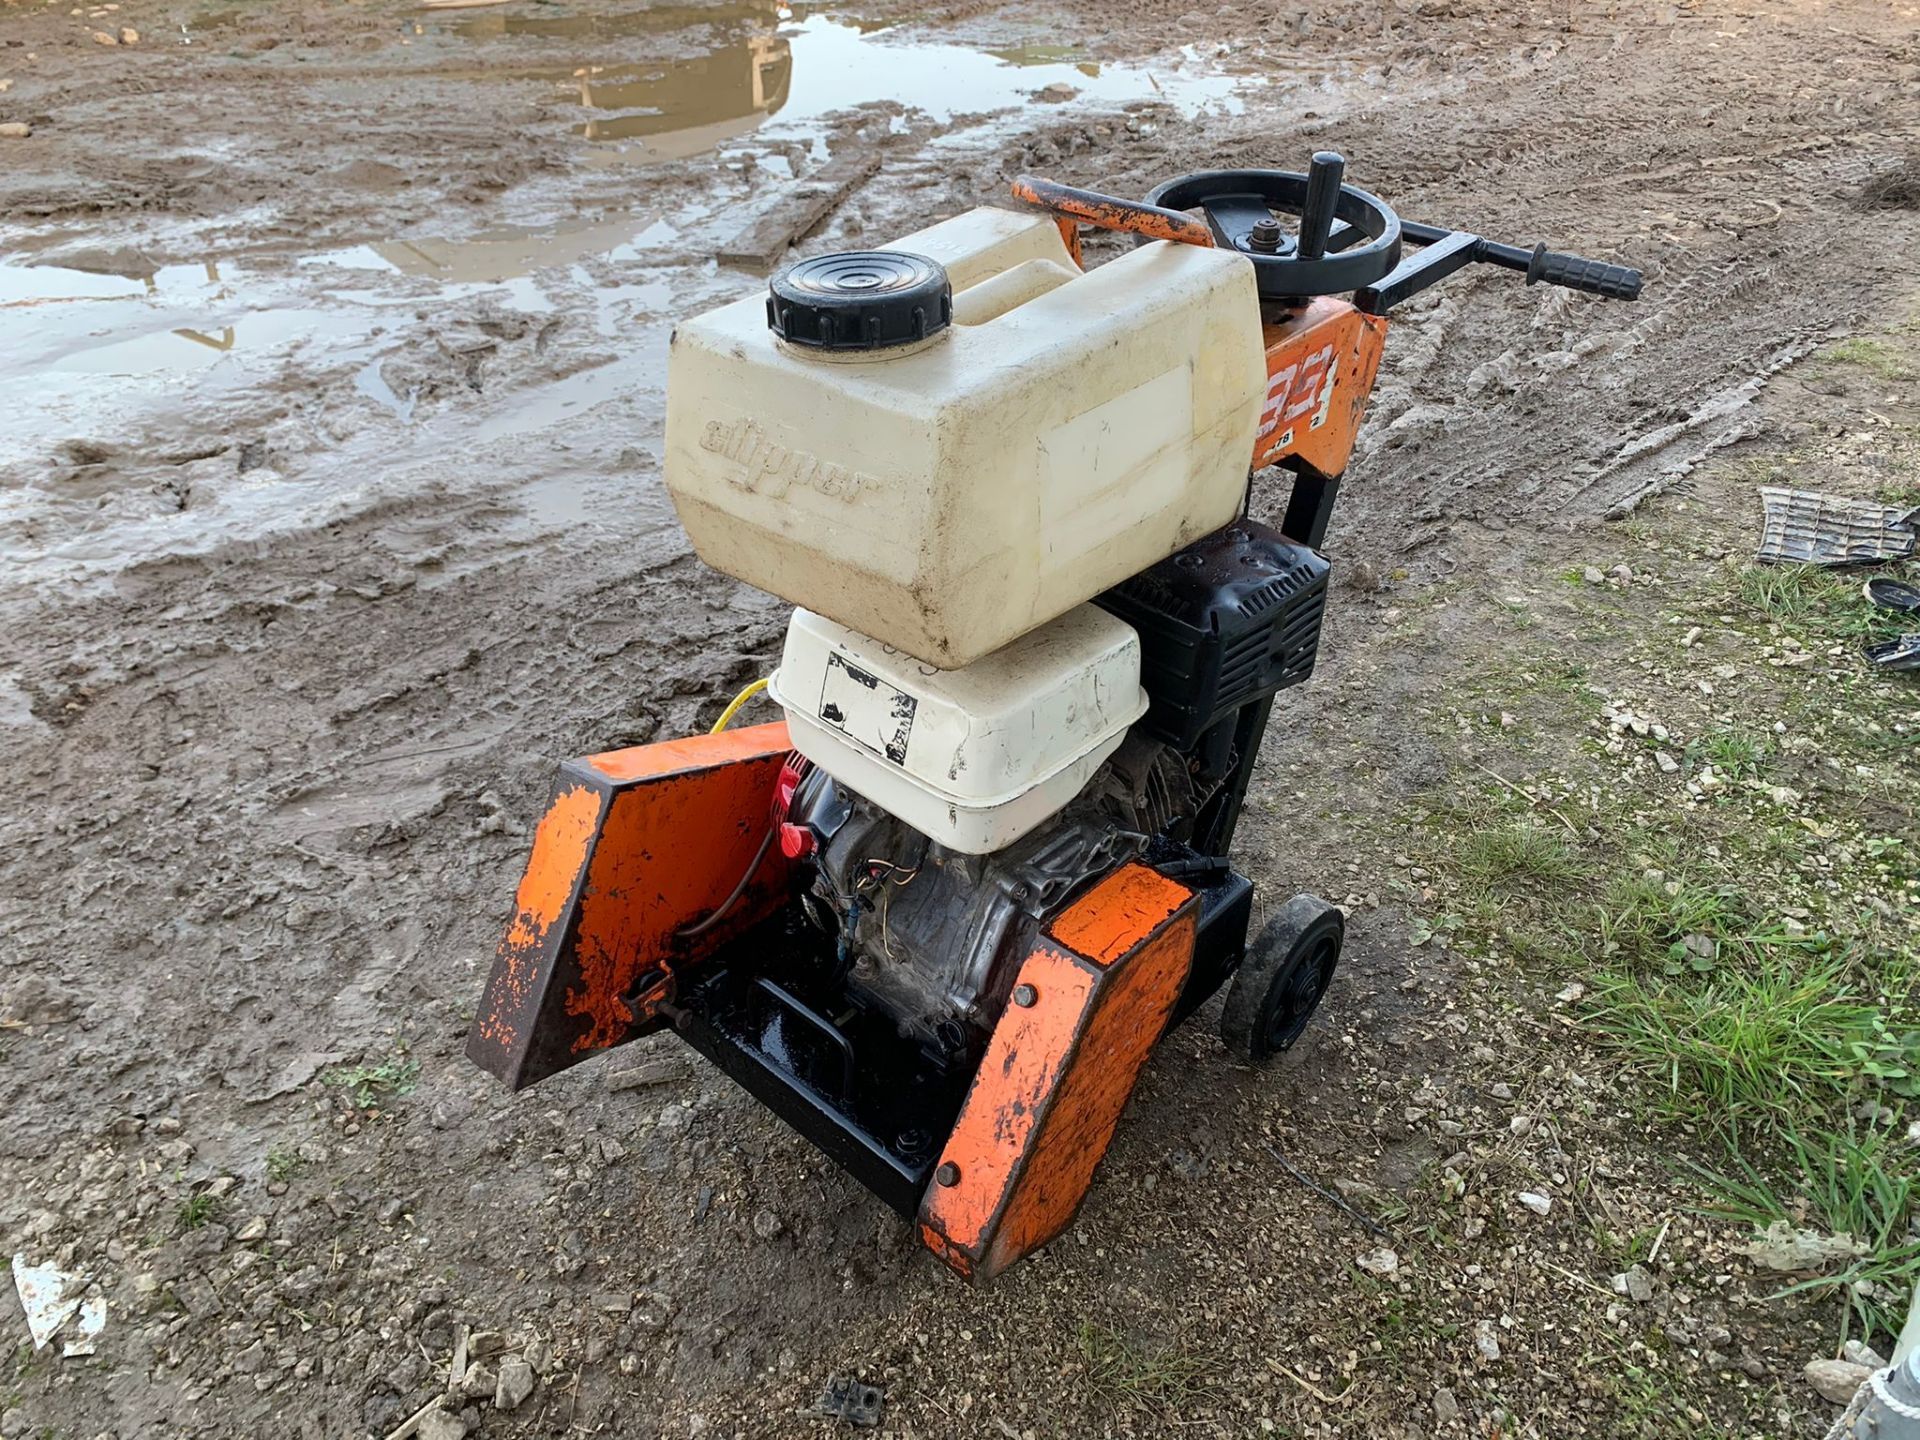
[1524,246,1643,301]
[1295,151,1344,261]
[1008,176,1215,249]
[1352,219,1643,312]
[1401,221,1642,300]
[1011,163,1644,311]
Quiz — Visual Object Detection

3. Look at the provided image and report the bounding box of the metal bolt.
[1012,984,1038,1008]
[1248,218,1284,254]
[934,1161,960,1187]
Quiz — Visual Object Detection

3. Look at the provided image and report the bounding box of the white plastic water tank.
[768,604,1147,855]
[664,206,1266,669]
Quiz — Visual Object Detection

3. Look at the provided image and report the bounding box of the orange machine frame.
[467,722,794,1090]
[919,863,1200,1280]
[1254,295,1387,480]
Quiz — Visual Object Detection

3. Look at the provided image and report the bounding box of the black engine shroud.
[1098,516,1330,751]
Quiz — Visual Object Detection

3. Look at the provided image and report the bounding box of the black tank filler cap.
[766,251,953,352]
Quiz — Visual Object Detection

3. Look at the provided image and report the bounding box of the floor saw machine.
[468,154,1641,1280]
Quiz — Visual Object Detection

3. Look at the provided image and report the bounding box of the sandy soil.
[1,0,1917,1435]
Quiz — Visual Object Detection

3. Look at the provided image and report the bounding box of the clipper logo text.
[700,417,875,500]
[1256,344,1339,449]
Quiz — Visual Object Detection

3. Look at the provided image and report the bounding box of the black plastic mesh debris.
[815,1376,884,1430]
[1756,487,1920,567]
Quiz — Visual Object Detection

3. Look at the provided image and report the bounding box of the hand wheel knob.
[1297,151,1346,262]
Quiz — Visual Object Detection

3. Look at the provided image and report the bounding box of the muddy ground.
[2,0,1918,1435]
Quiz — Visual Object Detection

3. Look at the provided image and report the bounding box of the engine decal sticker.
[818,652,917,766]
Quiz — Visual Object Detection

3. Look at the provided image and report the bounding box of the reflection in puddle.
[571,35,792,149]
[988,43,1098,69]
[565,16,1239,157]
[174,326,237,354]
[452,0,789,42]
[761,17,1241,126]
[0,258,377,381]
[441,7,1242,162]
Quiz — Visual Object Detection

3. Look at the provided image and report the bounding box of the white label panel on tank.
[1037,366,1191,566]
[816,652,918,766]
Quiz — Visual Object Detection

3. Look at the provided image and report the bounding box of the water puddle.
[311,214,677,285]
[1,2,1257,580]
[0,675,44,731]
[353,358,419,422]
[436,4,1244,161]
[0,197,718,586]
[0,209,688,468]
[4,258,367,372]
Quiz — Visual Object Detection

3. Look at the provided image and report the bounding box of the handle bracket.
[1010,175,1216,252]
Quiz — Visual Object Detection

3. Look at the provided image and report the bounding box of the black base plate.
[665,862,1255,1217]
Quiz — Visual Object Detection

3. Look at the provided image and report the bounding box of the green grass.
[1410,476,1920,1353]
[265,1142,302,1184]
[1457,821,1587,890]
[1594,872,1750,974]
[1734,563,1913,645]
[323,1057,420,1109]
[1691,1124,1920,1339]
[1585,948,1918,1120]
[1491,593,1540,627]
[1589,1220,1663,1268]
[1604,1363,1695,1438]
[1736,563,1825,621]
[1826,337,1915,382]
[1875,474,1920,508]
[1076,1321,1220,1414]
[1693,730,1768,781]
[176,1193,220,1231]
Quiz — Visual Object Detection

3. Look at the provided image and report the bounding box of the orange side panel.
[474,782,605,1052]
[466,723,793,1090]
[1046,863,1192,966]
[919,945,1097,1273]
[565,737,788,1051]
[1253,297,1389,478]
[920,862,1198,1280]
[987,911,1194,1273]
[588,721,790,783]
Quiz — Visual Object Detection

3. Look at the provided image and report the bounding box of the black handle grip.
[1296,151,1345,262]
[1524,243,1643,300]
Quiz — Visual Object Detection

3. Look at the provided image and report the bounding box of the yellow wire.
[709,676,770,734]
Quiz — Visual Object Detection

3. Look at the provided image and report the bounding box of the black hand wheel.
[1221,894,1344,1063]
[1142,158,1402,301]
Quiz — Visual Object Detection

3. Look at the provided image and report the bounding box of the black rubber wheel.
[1220,895,1344,1064]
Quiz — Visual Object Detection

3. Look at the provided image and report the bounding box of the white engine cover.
[769,605,1147,855]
